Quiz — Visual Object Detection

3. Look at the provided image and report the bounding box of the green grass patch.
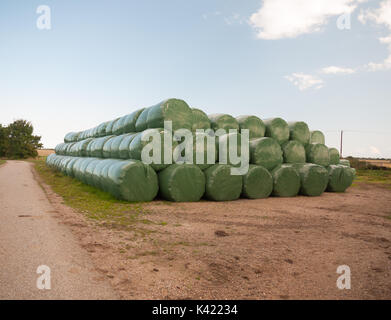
[355,169,391,188]
[0,160,6,166]
[30,157,163,231]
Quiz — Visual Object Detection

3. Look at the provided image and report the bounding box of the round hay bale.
[242,165,273,199]
[249,137,283,170]
[305,143,330,167]
[292,163,328,196]
[327,165,354,192]
[102,136,117,158]
[135,107,150,132]
[310,130,325,144]
[236,115,266,140]
[122,108,144,133]
[339,159,350,167]
[204,164,242,201]
[271,164,301,197]
[192,108,211,131]
[329,148,340,165]
[147,99,193,131]
[118,133,137,159]
[288,121,310,145]
[281,140,306,164]
[110,134,130,159]
[105,118,120,136]
[158,164,205,202]
[208,114,239,132]
[264,118,290,145]
[91,136,115,158]
[216,132,242,166]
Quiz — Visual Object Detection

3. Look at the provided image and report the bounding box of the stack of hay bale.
[47,98,355,202]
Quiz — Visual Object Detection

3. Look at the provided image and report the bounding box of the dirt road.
[0,161,118,299]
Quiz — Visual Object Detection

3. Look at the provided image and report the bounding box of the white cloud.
[369,146,381,155]
[285,73,324,90]
[320,66,356,74]
[249,0,359,40]
[359,0,391,71]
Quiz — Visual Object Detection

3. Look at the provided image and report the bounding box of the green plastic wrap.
[118,133,137,159]
[271,164,301,197]
[327,165,354,192]
[135,107,150,132]
[97,122,109,137]
[129,129,177,171]
[47,155,159,202]
[105,118,120,136]
[236,115,266,140]
[64,132,80,143]
[264,118,290,145]
[158,164,205,202]
[192,108,211,131]
[292,163,328,196]
[305,143,330,167]
[91,136,115,158]
[242,164,273,199]
[122,108,144,133]
[109,134,130,159]
[216,132,242,166]
[208,114,239,132]
[147,99,193,131]
[78,138,93,157]
[329,148,340,165]
[249,137,283,170]
[192,132,216,170]
[204,164,242,201]
[339,159,350,167]
[281,140,306,164]
[310,130,325,144]
[102,136,117,158]
[65,157,80,177]
[112,115,128,135]
[288,121,310,145]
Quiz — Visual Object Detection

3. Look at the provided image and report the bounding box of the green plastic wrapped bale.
[242,165,273,199]
[135,107,150,132]
[91,159,114,189]
[204,164,242,201]
[208,114,239,132]
[122,108,144,133]
[264,118,290,145]
[118,133,137,159]
[329,148,340,165]
[110,134,131,159]
[249,137,283,170]
[288,121,310,145]
[281,140,306,164]
[216,132,242,166]
[129,129,177,171]
[310,130,325,144]
[339,159,350,167]
[192,132,216,170]
[192,108,211,131]
[158,164,205,202]
[97,122,109,137]
[106,160,159,201]
[55,143,65,154]
[271,164,301,197]
[91,136,115,158]
[147,99,193,132]
[64,132,80,143]
[102,136,117,158]
[236,115,266,140]
[112,115,128,135]
[78,138,93,157]
[305,143,330,167]
[351,168,356,179]
[292,163,328,196]
[105,118,120,136]
[84,159,102,186]
[327,165,354,192]
[65,157,80,177]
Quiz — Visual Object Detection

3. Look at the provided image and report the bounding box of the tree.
[0,120,43,159]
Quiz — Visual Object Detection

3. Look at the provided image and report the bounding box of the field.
[37,149,55,157]
[31,158,391,299]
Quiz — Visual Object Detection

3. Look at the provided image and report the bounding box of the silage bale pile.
[48,98,355,202]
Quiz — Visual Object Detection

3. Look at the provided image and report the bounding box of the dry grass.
[37,149,55,156]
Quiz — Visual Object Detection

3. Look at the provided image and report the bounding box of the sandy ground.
[2,160,390,300]
[0,161,118,299]
[30,162,391,300]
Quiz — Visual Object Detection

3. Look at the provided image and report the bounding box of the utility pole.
[340,130,343,158]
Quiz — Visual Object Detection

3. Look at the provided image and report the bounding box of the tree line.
[0,120,43,159]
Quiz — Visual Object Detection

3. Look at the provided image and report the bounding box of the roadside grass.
[0,160,6,166]
[353,169,391,189]
[30,157,163,232]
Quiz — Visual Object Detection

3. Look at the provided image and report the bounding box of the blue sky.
[1,0,390,158]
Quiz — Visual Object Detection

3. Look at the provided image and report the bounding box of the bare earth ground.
[33,163,391,300]
[2,160,390,299]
